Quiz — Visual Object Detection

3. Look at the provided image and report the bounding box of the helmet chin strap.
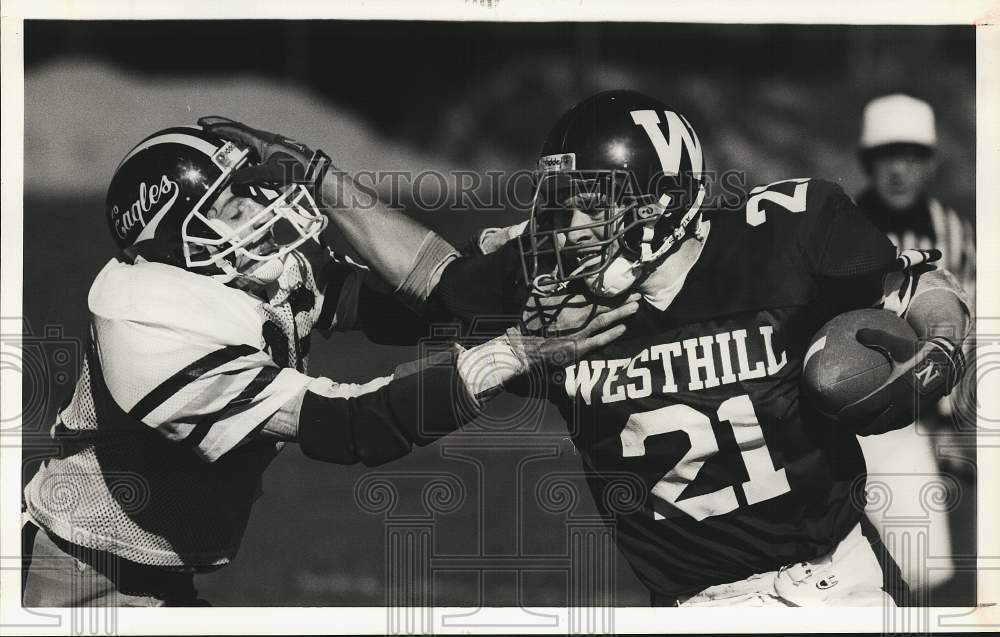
[198,217,286,287]
[212,253,285,287]
[242,258,285,285]
[532,186,708,298]
[641,186,707,265]
[582,186,707,298]
[584,257,643,297]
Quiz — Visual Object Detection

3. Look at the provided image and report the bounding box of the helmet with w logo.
[522,90,707,297]
[105,126,326,281]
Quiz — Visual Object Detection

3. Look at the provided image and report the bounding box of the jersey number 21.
[620,394,791,521]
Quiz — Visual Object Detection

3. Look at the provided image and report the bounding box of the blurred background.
[21,21,975,606]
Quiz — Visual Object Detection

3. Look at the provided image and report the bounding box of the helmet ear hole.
[185,242,209,259]
[184,216,227,242]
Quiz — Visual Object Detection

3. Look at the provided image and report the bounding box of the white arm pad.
[455,333,528,403]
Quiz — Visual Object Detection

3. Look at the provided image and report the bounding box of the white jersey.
[24,241,363,568]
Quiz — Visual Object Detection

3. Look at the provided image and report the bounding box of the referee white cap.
[859,94,937,150]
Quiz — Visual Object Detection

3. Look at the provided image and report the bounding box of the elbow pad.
[297,348,477,466]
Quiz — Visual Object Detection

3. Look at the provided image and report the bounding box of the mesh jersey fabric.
[24,241,353,568]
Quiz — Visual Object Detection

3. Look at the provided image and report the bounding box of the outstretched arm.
[256,298,639,465]
[257,348,475,466]
[316,169,459,308]
[315,239,526,346]
[882,258,972,343]
[197,116,458,311]
[196,116,634,354]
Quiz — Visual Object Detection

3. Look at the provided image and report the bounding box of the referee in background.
[855,93,975,305]
[853,93,976,600]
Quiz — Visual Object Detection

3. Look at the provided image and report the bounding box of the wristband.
[923,336,965,393]
[304,150,332,207]
[456,333,528,403]
[396,232,460,311]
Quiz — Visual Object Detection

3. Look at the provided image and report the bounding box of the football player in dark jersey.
[202,91,970,607]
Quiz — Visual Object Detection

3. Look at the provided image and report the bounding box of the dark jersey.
[432,177,897,597]
[544,178,896,596]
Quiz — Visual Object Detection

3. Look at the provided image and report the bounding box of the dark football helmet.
[105,126,327,281]
[522,90,707,296]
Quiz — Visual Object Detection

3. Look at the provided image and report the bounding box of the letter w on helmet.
[522,90,707,297]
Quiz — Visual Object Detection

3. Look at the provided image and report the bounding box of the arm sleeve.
[355,283,459,345]
[427,237,528,330]
[352,237,528,345]
[314,254,369,335]
[93,315,314,463]
[296,347,479,466]
[307,237,447,345]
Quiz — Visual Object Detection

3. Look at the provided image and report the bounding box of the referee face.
[868,144,935,211]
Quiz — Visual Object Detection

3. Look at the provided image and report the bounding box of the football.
[801,308,916,421]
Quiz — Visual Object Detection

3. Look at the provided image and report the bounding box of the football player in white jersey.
[21,126,635,606]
